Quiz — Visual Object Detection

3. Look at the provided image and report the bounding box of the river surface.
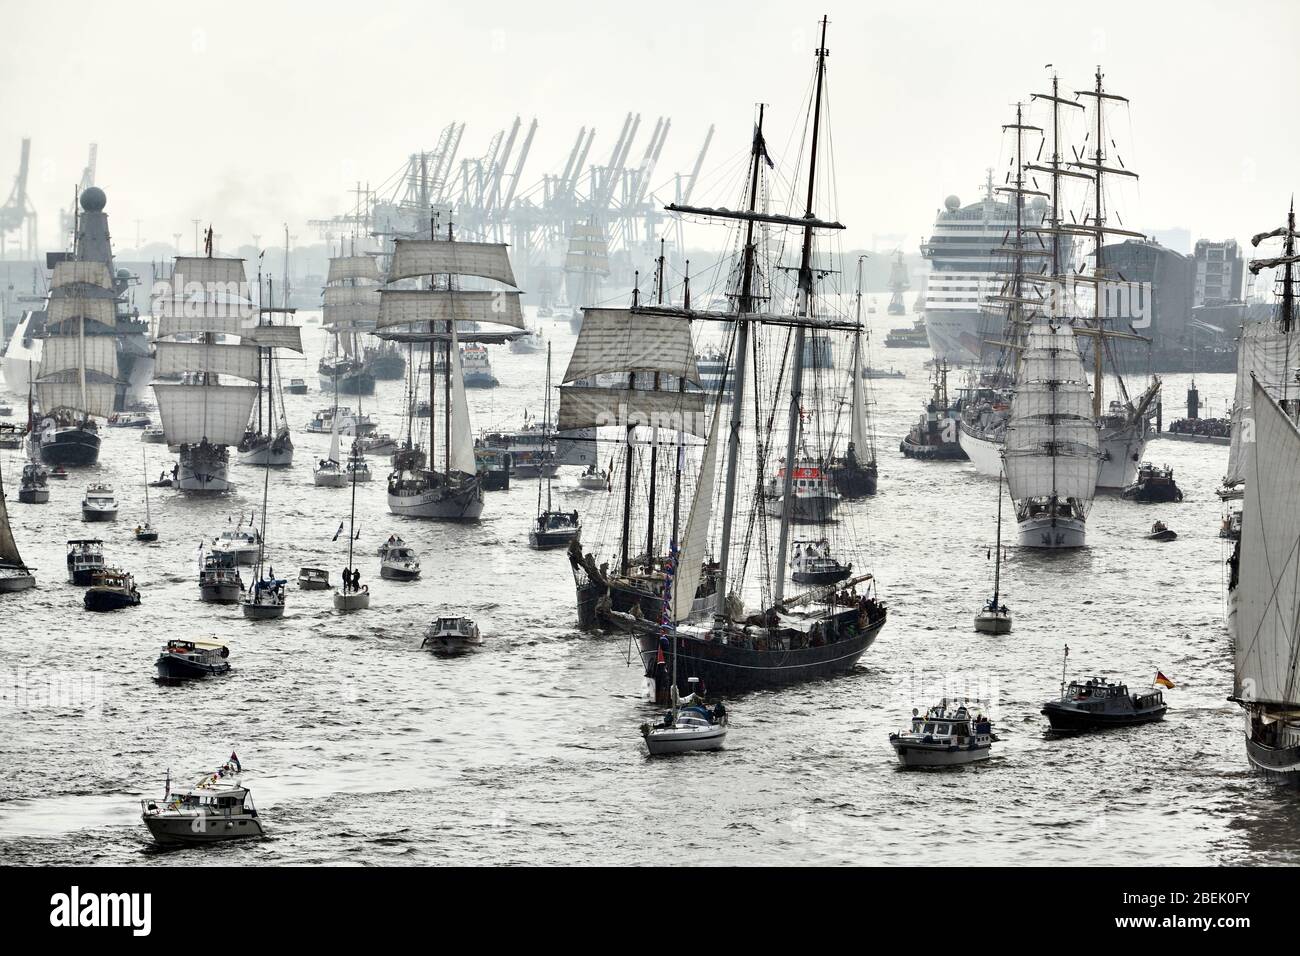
[2,301,1297,867]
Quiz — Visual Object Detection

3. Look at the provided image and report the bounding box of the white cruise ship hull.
[1017,513,1086,549]
[924,309,984,366]
[958,424,1004,478]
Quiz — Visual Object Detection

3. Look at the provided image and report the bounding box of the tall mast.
[644,239,668,565]
[1030,70,1082,319]
[619,280,641,576]
[992,469,1003,605]
[1090,67,1106,417]
[773,15,829,604]
[444,219,453,477]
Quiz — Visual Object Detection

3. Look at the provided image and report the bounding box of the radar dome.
[80,187,107,212]
[944,195,961,212]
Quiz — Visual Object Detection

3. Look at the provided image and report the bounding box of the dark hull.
[829,460,877,498]
[38,428,100,467]
[1122,484,1183,503]
[637,616,886,695]
[84,589,140,612]
[900,435,968,461]
[18,486,49,504]
[1245,736,1300,781]
[155,654,231,681]
[1041,702,1166,731]
[530,529,578,550]
[369,353,406,380]
[792,568,851,587]
[573,577,668,630]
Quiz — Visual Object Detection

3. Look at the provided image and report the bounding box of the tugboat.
[1146,520,1177,542]
[83,568,140,612]
[18,463,49,504]
[140,754,264,846]
[66,539,106,585]
[763,456,840,523]
[641,678,728,756]
[380,542,421,580]
[155,638,231,681]
[900,362,967,461]
[1122,462,1183,503]
[199,550,244,604]
[296,567,330,590]
[421,615,483,654]
[889,699,994,767]
[460,343,498,388]
[1042,670,1167,731]
[80,483,118,522]
[790,538,851,587]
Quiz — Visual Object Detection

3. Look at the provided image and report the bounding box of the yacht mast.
[773,14,829,604]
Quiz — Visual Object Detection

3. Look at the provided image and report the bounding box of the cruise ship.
[920,173,1046,366]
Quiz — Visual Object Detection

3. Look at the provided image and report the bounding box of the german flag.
[1155,671,1175,689]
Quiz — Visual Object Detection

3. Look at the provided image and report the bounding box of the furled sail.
[153,383,260,446]
[1225,320,1300,487]
[1234,377,1300,706]
[557,386,708,438]
[672,402,721,623]
[563,308,700,384]
[386,240,518,288]
[1003,319,1100,503]
[447,324,478,476]
[375,289,524,331]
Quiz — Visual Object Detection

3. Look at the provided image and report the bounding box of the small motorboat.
[46,466,70,480]
[18,463,49,504]
[0,423,23,449]
[285,377,308,395]
[108,411,151,429]
[529,510,580,550]
[576,465,608,491]
[1121,462,1184,503]
[81,483,118,522]
[242,576,286,620]
[155,638,231,681]
[509,326,545,353]
[140,426,167,444]
[1042,675,1168,732]
[297,567,330,590]
[345,452,372,483]
[140,755,265,846]
[211,526,261,566]
[377,535,407,559]
[84,568,141,612]
[641,681,728,756]
[421,615,482,654]
[66,539,105,585]
[380,544,421,580]
[790,538,851,587]
[199,551,244,604]
[1146,520,1177,542]
[358,433,399,457]
[889,698,994,767]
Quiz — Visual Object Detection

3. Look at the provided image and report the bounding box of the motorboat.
[889,699,993,767]
[285,377,307,395]
[357,433,399,457]
[297,567,330,590]
[108,411,150,429]
[345,452,372,483]
[81,483,118,522]
[66,539,106,585]
[18,463,49,504]
[763,457,840,524]
[1122,462,1184,503]
[211,526,261,566]
[380,544,421,581]
[155,638,231,681]
[790,538,851,587]
[141,426,167,444]
[1042,676,1167,732]
[509,326,545,353]
[641,682,728,756]
[420,615,482,654]
[84,568,141,612]
[140,756,264,846]
[199,550,244,604]
[1146,520,1177,542]
[377,535,407,559]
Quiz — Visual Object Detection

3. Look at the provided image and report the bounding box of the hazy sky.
[1,0,1294,257]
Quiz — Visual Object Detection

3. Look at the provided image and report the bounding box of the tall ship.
[32,257,119,466]
[151,229,261,493]
[320,252,381,395]
[920,171,1030,365]
[569,18,888,694]
[563,220,610,333]
[886,249,909,315]
[377,226,524,520]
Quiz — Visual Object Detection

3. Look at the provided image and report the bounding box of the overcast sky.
[1,0,1294,257]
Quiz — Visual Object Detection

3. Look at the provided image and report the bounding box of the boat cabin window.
[936,724,950,736]
[923,723,936,734]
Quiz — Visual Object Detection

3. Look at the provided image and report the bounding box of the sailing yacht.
[151,229,261,494]
[238,256,303,466]
[828,256,878,497]
[242,458,286,620]
[529,343,580,550]
[0,454,35,592]
[377,227,525,520]
[974,472,1011,633]
[1003,317,1101,548]
[320,252,380,395]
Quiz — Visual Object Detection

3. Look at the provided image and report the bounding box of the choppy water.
[3,302,1300,866]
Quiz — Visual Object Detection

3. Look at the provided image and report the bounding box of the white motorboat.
[377,535,407,559]
[345,452,372,483]
[141,426,167,444]
[790,538,851,587]
[420,615,482,654]
[357,433,399,456]
[889,699,994,767]
[211,526,261,566]
[81,483,118,522]
[108,411,150,429]
[66,538,105,585]
[641,683,728,756]
[199,551,243,603]
[380,544,421,580]
[509,326,545,353]
[297,567,330,590]
[140,756,265,846]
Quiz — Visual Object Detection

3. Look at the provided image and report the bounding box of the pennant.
[332,520,344,542]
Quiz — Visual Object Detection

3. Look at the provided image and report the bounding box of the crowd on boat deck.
[1168,416,1230,438]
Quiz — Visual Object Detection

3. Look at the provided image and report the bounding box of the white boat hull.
[0,570,36,592]
[237,444,294,468]
[1017,513,1086,549]
[314,470,347,488]
[974,609,1012,634]
[1,313,41,396]
[763,493,839,524]
[1098,427,1147,490]
[242,600,285,620]
[81,506,118,522]
[333,589,370,612]
[387,484,484,521]
[177,448,233,494]
[923,308,983,366]
[959,424,1004,479]
[143,811,264,845]
[644,724,727,755]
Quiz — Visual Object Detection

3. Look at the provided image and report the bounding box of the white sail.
[328,419,340,464]
[170,257,250,290]
[35,380,117,419]
[446,325,478,475]
[1225,320,1300,486]
[326,255,382,284]
[557,385,708,438]
[672,405,721,622]
[156,309,251,340]
[1235,377,1300,706]
[850,331,868,454]
[38,335,117,379]
[563,309,700,384]
[387,240,518,287]
[46,296,116,328]
[323,285,381,308]
[154,340,261,381]
[1003,319,1100,504]
[376,289,524,331]
[51,260,114,291]
[245,325,303,352]
[153,382,259,446]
